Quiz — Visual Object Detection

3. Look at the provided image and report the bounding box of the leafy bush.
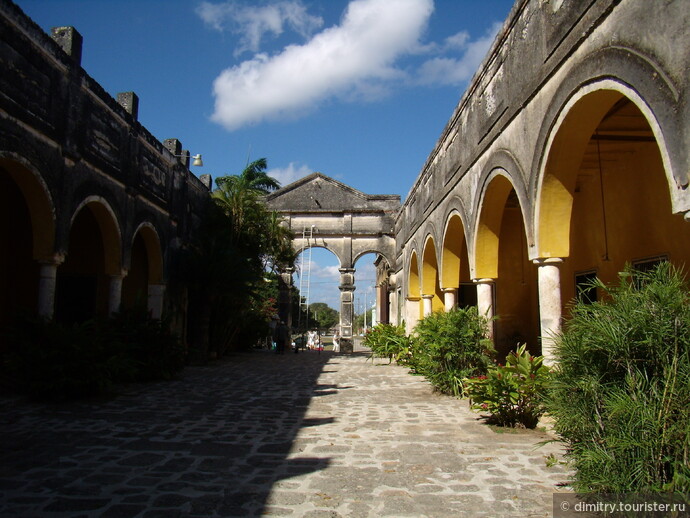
[363,322,411,363]
[466,344,550,428]
[2,316,133,399]
[548,263,690,492]
[105,308,186,381]
[1,309,185,400]
[409,306,494,397]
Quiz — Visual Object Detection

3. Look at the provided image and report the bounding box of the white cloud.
[210,0,434,130]
[197,1,323,56]
[267,162,312,187]
[414,22,502,86]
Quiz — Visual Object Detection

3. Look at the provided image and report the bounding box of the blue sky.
[19,0,514,311]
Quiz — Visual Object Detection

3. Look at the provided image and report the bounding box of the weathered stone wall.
[0,0,208,277]
[394,0,690,349]
[0,0,211,335]
[397,0,689,263]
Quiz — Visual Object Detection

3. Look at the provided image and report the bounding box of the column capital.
[473,278,495,285]
[110,269,128,280]
[406,295,421,302]
[532,257,564,266]
[441,287,457,293]
[421,294,434,300]
[38,253,66,266]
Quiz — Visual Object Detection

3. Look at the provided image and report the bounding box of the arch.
[353,247,395,269]
[441,211,475,310]
[407,249,421,300]
[131,222,164,284]
[0,158,55,329]
[535,80,683,259]
[56,197,123,322]
[122,222,164,310]
[441,211,468,289]
[474,170,538,357]
[421,235,444,313]
[474,172,521,279]
[292,241,344,270]
[536,82,690,308]
[70,196,122,276]
[0,155,55,261]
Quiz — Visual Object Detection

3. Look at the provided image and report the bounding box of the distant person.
[333,329,341,353]
[268,314,279,350]
[273,321,289,355]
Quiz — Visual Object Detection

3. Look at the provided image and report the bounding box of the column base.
[339,338,353,354]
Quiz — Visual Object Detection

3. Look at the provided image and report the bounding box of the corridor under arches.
[441,213,475,311]
[122,224,164,312]
[537,88,690,319]
[476,174,538,358]
[421,236,444,316]
[56,200,122,324]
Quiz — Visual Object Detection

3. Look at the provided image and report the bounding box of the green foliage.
[409,307,494,397]
[547,263,690,493]
[306,302,338,332]
[105,308,186,381]
[179,158,294,361]
[466,344,550,428]
[1,309,185,400]
[363,322,411,364]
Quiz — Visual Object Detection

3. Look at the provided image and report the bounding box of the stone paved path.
[0,348,571,517]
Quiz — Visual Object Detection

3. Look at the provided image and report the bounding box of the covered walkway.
[0,348,570,517]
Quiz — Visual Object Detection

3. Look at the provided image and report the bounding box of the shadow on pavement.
[0,348,341,517]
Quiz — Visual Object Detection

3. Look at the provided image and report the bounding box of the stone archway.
[56,198,122,324]
[475,173,538,358]
[535,84,690,358]
[123,223,165,318]
[0,156,57,326]
[265,173,400,352]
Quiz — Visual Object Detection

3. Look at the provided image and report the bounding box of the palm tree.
[179,158,295,359]
[216,158,280,195]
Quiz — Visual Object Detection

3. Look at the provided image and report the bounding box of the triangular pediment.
[265,172,397,212]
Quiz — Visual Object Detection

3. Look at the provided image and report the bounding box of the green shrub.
[363,322,411,364]
[1,309,185,400]
[410,306,494,397]
[548,263,690,492]
[105,308,186,382]
[2,316,133,399]
[466,344,550,428]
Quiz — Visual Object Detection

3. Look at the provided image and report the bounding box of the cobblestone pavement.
[0,347,571,517]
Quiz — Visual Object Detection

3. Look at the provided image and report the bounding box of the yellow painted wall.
[564,140,690,308]
[496,206,539,358]
[0,170,38,332]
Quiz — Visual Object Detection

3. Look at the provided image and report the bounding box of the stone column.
[37,256,63,319]
[338,268,356,353]
[108,272,125,316]
[148,284,166,320]
[278,268,294,327]
[388,287,399,326]
[475,278,495,340]
[405,296,420,334]
[534,258,564,364]
[442,288,458,312]
[421,294,434,317]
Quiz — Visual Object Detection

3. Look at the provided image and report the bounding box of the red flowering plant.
[465,344,550,428]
